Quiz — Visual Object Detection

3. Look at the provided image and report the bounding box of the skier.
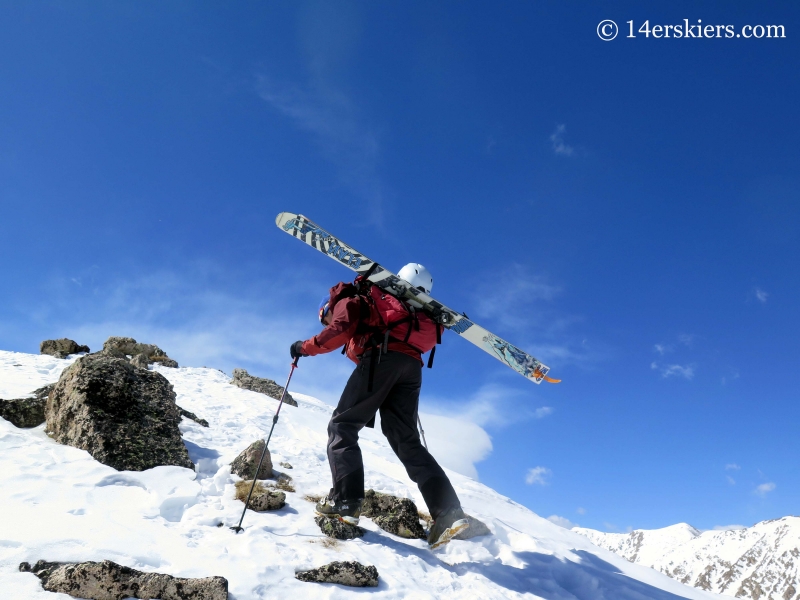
[290,263,470,548]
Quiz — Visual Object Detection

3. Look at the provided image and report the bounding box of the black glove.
[290,340,306,360]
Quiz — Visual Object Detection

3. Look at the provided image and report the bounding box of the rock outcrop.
[296,561,378,587]
[101,336,178,368]
[45,354,194,471]
[234,480,286,511]
[20,559,227,600]
[40,339,90,359]
[361,489,426,539]
[315,516,365,540]
[231,369,297,406]
[178,407,209,427]
[0,384,55,428]
[230,440,273,479]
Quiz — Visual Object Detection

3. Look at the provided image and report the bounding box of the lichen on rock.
[40,339,89,359]
[230,368,297,405]
[231,439,273,479]
[315,516,366,540]
[45,354,193,471]
[362,489,426,539]
[296,560,378,587]
[0,383,55,428]
[20,559,228,600]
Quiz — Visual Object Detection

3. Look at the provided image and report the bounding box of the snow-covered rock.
[0,348,726,599]
[574,520,800,599]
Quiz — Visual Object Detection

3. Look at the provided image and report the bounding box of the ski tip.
[275,212,291,226]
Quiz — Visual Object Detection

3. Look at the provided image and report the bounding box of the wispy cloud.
[754,288,769,304]
[576,507,587,515]
[256,76,385,225]
[654,344,669,355]
[424,383,551,429]
[754,482,776,497]
[726,475,736,485]
[651,362,695,380]
[725,463,741,471]
[713,524,747,531]
[677,334,696,346]
[525,466,551,485]
[550,124,575,157]
[472,264,604,371]
[547,515,577,529]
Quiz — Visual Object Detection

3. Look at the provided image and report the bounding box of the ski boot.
[427,506,470,549]
[315,494,363,526]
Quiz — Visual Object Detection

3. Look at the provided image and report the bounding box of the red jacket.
[301,283,440,365]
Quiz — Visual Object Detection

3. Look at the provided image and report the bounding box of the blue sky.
[2,1,798,533]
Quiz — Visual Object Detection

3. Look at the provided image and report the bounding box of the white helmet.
[398,263,433,294]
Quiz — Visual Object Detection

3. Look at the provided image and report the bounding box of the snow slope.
[574,521,800,599]
[0,349,724,599]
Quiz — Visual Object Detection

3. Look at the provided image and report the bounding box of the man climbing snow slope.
[290,263,470,549]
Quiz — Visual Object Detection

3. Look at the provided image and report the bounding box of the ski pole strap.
[427,346,436,369]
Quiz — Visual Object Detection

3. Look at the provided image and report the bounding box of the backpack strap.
[427,324,443,369]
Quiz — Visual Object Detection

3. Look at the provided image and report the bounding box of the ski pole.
[417,414,428,450]
[231,356,299,533]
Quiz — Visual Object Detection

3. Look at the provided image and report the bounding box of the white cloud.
[651,362,695,380]
[654,344,668,355]
[755,288,769,303]
[547,515,577,529]
[725,463,741,471]
[713,524,747,531]
[755,482,776,497]
[534,406,554,419]
[550,124,575,157]
[525,466,551,485]
[576,507,587,515]
[415,412,492,479]
[726,475,736,485]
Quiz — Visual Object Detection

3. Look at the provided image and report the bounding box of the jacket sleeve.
[301,297,362,356]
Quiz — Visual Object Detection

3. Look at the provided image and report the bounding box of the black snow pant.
[327,350,460,520]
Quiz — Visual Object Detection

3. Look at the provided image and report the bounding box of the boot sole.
[429,519,470,550]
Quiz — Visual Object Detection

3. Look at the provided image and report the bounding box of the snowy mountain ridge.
[0,348,724,599]
[574,519,800,600]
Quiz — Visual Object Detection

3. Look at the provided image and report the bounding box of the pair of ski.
[276,212,559,384]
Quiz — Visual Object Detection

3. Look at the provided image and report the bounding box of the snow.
[574,520,800,598]
[0,349,724,599]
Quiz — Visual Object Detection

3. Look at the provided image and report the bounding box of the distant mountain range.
[574,518,800,600]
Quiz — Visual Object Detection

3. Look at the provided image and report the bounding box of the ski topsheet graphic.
[276,212,558,384]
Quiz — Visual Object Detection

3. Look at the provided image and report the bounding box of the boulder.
[0,384,54,428]
[315,516,365,540]
[455,514,492,540]
[230,369,297,406]
[98,337,178,368]
[45,354,194,471]
[102,336,167,359]
[151,356,179,368]
[178,407,209,427]
[130,353,150,370]
[361,489,426,539]
[230,440,273,479]
[40,339,89,359]
[234,480,286,511]
[296,561,378,587]
[20,559,227,600]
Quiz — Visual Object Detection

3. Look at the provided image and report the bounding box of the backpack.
[328,277,443,391]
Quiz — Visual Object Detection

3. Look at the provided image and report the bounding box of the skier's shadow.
[361,533,694,599]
